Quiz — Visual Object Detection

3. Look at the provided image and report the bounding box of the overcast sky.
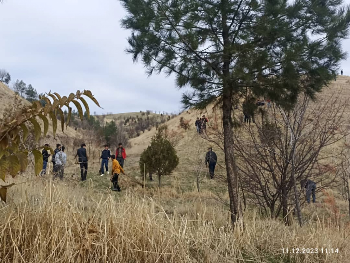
[0,0,185,115]
[1,0,350,115]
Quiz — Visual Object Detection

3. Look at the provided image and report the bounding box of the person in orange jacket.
[110,155,127,191]
[116,143,126,168]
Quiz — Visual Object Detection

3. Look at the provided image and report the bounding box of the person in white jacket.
[55,146,67,180]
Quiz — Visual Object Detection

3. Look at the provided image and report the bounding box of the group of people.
[41,143,67,179]
[98,143,127,191]
[41,142,128,191]
[242,98,270,124]
[41,141,317,200]
[195,115,209,134]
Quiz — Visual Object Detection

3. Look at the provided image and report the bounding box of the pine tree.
[0,70,11,85]
[140,126,179,187]
[121,0,350,226]
[13,79,27,97]
[25,84,38,102]
[4,73,11,84]
[104,121,118,144]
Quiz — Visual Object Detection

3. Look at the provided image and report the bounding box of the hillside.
[126,75,350,156]
[0,82,82,147]
[102,111,166,123]
[0,82,30,118]
[2,77,350,262]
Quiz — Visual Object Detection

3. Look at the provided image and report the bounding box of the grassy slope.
[2,77,350,262]
[0,82,81,155]
[100,111,166,125]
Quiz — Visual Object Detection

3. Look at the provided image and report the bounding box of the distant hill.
[0,81,30,118]
[0,82,82,147]
[101,111,172,124]
[126,75,350,158]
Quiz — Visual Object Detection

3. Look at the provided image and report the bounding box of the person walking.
[75,143,88,181]
[341,69,343,75]
[110,155,127,191]
[52,144,61,174]
[100,144,111,176]
[243,97,257,124]
[243,112,251,123]
[54,146,67,180]
[267,99,271,108]
[116,143,126,168]
[40,144,51,176]
[195,117,201,133]
[201,115,208,134]
[301,179,316,203]
[205,147,217,179]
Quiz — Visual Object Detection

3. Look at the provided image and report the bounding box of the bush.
[139,126,179,187]
[179,117,190,130]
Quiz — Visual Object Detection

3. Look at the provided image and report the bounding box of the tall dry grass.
[1,179,349,263]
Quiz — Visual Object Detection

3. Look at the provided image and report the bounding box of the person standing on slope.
[52,144,61,174]
[55,146,67,180]
[110,155,127,191]
[301,179,317,203]
[201,115,209,134]
[75,143,88,181]
[195,117,201,133]
[41,143,51,176]
[116,143,126,168]
[205,147,217,179]
[100,144,111,176]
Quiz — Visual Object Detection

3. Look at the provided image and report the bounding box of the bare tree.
[233,94,347,225]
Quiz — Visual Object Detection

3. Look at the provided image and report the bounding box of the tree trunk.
[347,177,350,218]
[196,172,200,192]
[269,201,275,218]
[281,185,288,224]
[220,0,239,227]
[222,87,239,226]
[291,140,303,227]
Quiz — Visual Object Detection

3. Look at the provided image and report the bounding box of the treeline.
[123,112,175,137]
[66,110,179,147]
[0,68,42,102]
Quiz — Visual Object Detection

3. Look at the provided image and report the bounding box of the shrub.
[179,117,190,130]
[139,126,179,187]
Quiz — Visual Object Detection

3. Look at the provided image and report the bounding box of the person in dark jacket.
[116,143,126,168]
[205,147,217,179]
[100,144,111,176]
[301,179,316,203]
[52,144,61,174]
[201,115,208,134]
[243,97,258,124]
[75,143,88,181]
[195,117,201,133]
[40,144,51,176]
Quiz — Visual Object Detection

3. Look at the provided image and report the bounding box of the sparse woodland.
[1,82,350,262]
[2,0,350,261]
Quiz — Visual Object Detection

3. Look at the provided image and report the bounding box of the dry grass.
[1,180,349,263]
[2,77,350,262]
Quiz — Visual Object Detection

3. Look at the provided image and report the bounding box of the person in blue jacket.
[100,144,111,176]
